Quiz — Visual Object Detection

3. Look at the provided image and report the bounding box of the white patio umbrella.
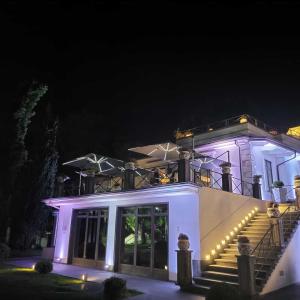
[129,142,181,161]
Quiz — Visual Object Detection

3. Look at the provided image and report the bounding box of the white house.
[43,114,300,293]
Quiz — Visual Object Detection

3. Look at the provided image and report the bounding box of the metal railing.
[271,185,296,203]
[193,169,223,190]
[251,205,300,288]
[176,114,279,138]
[232,176,253,196]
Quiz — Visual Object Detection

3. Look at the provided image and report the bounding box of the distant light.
[32,264,36,270]
[240,115,248,124]
[104,264,109,270]
[208,128,214,132]
[81,274,88,281]
[164,265,168,270]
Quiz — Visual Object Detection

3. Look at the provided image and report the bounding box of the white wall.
[49,184,201,281]
[261,224,300,295]
[199,187,266,259]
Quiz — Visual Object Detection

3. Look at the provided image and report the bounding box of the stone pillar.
[176,250,193,287]
[220,162,232,192]
[237,255,256,297]
[178,151,191,183]
[85,171,95,194]
[294,175,300,210]
[253,175,262,199]
[123,162,135,190]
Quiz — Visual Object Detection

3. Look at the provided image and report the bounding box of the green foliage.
[273,181,284,188]
[34,260,53,274]
[103,276,126,299]
[0,243,10,261]
[206,283,241,300]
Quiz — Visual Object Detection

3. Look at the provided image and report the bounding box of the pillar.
[237,255,256,297]
[253,175,262,199]
[178,151,191,182]
[176,250,193,287]
[123,162,135,190]
[220,162,232,192]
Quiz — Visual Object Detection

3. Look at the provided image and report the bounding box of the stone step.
[224,248,238,253]
[193,276,239,287]
[239,231,266,236]
[208,264,238,274]
[202,271,239,283]
[214,258,237,268]
[219,253,237,259]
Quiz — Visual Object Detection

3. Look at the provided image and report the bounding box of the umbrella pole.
[78,171,82,195]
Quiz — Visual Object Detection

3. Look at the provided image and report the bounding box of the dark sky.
[1,1,300,158]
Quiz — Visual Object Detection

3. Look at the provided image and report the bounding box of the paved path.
[7,257,204,300]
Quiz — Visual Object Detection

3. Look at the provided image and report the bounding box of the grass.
[0,264,141,300]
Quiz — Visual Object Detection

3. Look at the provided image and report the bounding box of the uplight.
[211,249,216,255]
[248,213,252,217]
[164,265,168,270]
[238,223,242,228]
[216,244,221,250]
[81,274,88,281]
[32,264,35,270]
[242,220,245,224]
[230,231,234,236]
[234,227,238,232]
[255,207,258,211]
[226,235,230,240]
[251,210,255,214]
[206,255,211,261]
[221,240,226,245]
[245,216,249,221]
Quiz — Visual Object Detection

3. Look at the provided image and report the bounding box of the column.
[178,151,191,182]
[237,255,256,297]
[220,162,232,192]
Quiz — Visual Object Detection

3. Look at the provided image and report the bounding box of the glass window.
[136,216,151,267]
[74,218,86,258]
[154,215,168,269]
[154,204,168,214]
[138,207,151,215]
[97,215,108,260]
[265,160,273,192]
[85,218,97,259]
[120,215,136,265]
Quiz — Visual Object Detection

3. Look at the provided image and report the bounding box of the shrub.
[178,233,189,240]
[0,243,10,261]
[103,276,126,299]
[34,259,53,274]
[273,181,284,188]
[206,283,240,300]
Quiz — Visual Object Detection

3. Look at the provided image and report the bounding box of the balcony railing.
[176,114,279,139]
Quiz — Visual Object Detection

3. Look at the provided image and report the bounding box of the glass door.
[73,208,108,268]
[118,204,168,280]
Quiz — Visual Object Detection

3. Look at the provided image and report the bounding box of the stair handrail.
[250,204,292,255]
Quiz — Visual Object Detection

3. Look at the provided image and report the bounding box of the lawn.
[0,264,140,300]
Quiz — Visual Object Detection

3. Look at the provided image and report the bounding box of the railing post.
[237,255,256,297]
[178,151,191,183]
[176,234,192,288]
[56,175,65,197]
[253,175,262,199]
[220,162,232,192]
[123,162,135,190]
[85,170,95,194]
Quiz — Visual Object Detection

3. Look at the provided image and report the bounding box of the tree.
[4,82,48,244]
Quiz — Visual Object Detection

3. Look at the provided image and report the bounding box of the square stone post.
[123,162,135,190]
[237,255,256,297]
[176,250,193,287]
[178,151,191,183]
[253,175,262,199]
[220,162,232,192]
[294,175,300,210]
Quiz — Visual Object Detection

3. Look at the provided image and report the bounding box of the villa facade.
[44,115,300,294]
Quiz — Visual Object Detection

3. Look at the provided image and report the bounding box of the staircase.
[193,206,300,295]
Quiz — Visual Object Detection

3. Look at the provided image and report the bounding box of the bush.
[103,276,126,299]
[273,181,284,188]
[34,259,53,274]
[0,243,10,261]
[206,283,240,300]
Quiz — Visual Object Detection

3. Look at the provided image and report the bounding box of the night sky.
[1,1,300,161]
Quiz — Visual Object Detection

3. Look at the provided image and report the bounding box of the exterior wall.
[199,187,266,260]
[261,224,300,295]
[49,184,201,281]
